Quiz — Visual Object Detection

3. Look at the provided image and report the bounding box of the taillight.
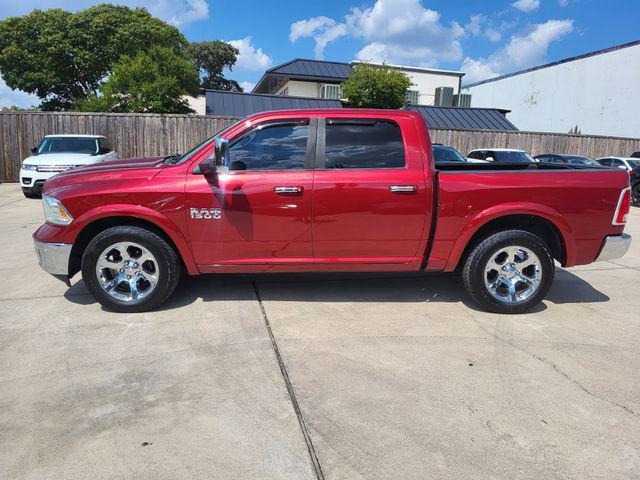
[613,187,631,225]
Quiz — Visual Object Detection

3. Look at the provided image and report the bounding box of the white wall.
[276,80,320,97]
[464,43,640,138]
[275,73,460,106]
[183,95,206,115]
[404,71,460,106]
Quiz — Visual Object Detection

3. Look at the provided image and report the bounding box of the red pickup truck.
[33,109,632,314]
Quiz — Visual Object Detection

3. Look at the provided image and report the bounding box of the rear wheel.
[81,226,180,312]
[462,230,555,314]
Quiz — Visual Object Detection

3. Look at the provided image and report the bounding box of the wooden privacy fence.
[1,111,640,182]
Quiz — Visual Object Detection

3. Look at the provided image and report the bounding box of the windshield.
[564,156,599,166]
[493,151,534,163]
[628,159,640,168]
[432,145,467,163]
[38,137,99,155]
[175,118,245,164]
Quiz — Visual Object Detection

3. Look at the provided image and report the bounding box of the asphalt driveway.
[1,183,639,479]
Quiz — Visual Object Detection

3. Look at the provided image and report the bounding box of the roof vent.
[434,87,454,107]
[454,93,472,108]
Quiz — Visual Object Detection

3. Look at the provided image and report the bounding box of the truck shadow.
[64,267,609,314]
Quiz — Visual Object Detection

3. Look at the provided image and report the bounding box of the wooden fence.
[1,111,640,182]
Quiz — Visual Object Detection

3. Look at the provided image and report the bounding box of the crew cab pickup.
[33,109,632,314]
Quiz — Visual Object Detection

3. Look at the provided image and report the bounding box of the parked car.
[467,148,534,164]
[631,152,640,158]
[20,134,117,198]
[33,109,632,314]
[432,144,468,163]
[534,154,601,167]
[597,157,640,206]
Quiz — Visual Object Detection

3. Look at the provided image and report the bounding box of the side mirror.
[31,146,38,154]
[99,147,111,154]
[485,156,494,162]
[618,165,627,170]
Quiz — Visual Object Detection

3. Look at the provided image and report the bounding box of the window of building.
[279,87,289,96]
[229,121,310,171]
[405,90,420,105]
[320,84,342,100]
[324,119,405,169]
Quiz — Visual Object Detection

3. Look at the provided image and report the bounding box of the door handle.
[389,185,418,193]
[274,186,304,195]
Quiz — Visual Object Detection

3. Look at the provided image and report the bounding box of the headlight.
[42,195,74,225]
[22,164,38,171]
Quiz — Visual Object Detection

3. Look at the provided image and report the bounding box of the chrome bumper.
[34,240,72,275]
[596,234,632,262]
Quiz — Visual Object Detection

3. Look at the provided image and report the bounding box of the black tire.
[22,189,40,199]
[81,226,181,313]
[632,183,640,207]
[462,230,555,314]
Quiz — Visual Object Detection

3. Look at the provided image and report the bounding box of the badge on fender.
[190,208,222,220]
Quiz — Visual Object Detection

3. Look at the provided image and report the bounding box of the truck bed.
[428,166,629,271]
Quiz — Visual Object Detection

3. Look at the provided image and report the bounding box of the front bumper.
[34,240,72,276]
[596,234,632,262]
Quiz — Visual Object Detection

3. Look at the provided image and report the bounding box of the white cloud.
[462,19,573,83]
[465,14,502,42]
[0,1,210,25]
[512,0,540,13]
[290,0,464,65]
[0,76,38,109]
[239,80,255,92]
[228,37,272,71]
[348,0,464,65]
[289,16,348,60]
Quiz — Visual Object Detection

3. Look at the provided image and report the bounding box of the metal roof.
[404,105,518,131]
[205,90,343,117]
[464,39,640,88]
[268,59,352,80]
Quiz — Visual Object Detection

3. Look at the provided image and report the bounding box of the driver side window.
[229,121,310,171]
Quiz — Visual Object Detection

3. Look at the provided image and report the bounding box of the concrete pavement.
[1,183,639,479]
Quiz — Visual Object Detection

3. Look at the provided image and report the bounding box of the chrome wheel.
[95,242,159,303]
[483,245,542,304]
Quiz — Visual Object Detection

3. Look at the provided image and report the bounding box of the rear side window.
[229,121,310,171]
[324,119,405,169]
[468,151,484,159]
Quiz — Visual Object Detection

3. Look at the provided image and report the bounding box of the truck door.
[312,115,430,264]
[185,118,316,268]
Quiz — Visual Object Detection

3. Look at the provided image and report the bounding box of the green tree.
[342,63,412,109]
[0,4,188,110]
[76,46,200,114]
[186,41,242,91]
[568,125,582,135]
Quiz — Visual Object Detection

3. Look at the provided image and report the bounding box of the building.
[252,59,465,106]
[463,40,640,138]
[205,89,518,131]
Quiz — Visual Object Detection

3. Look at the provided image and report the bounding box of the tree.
[342,64,412,109]
[568,125,582,135]
[76,47,200,114]
[0,4,188,110]
[186,41,242,91]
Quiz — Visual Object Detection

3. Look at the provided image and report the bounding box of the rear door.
[311,114,430,264]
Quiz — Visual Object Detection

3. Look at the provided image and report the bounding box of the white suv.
[20,135,117,198]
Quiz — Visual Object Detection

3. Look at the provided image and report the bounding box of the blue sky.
[1,0,639,107]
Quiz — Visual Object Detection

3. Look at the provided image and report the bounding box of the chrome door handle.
[274,186,303,195]
[389,185,417,193]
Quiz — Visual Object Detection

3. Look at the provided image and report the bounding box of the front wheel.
[462,230,555,314]
[81,226,181,313]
